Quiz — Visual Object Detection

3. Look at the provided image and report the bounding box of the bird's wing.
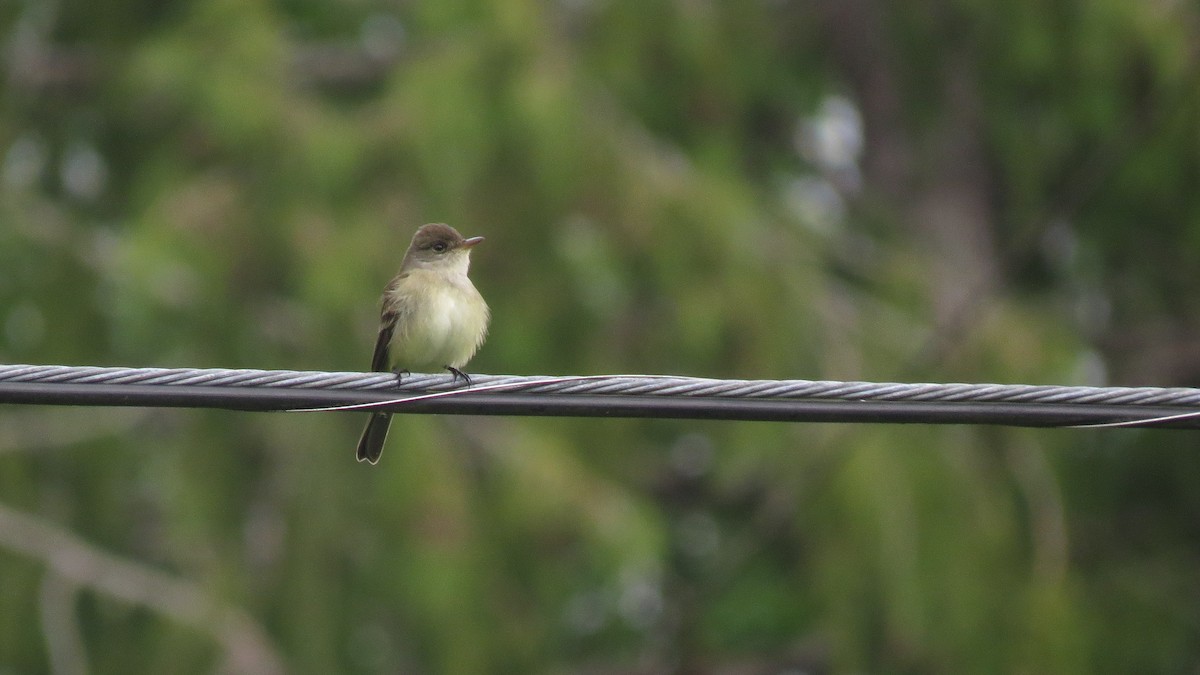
[370,273,410,372]
[370,313,395,372]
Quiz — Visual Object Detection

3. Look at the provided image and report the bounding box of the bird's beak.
[460,236,485,248]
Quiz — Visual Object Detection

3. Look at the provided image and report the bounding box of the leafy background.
[2,0,1199,672]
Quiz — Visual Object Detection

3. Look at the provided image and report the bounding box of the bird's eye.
[431,242,448,253]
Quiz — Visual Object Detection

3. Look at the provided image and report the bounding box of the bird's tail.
[356,412,392,464]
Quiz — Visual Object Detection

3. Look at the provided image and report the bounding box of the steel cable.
[1,364,1199,428]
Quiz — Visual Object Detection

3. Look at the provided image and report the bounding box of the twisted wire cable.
[1,363,1199,428]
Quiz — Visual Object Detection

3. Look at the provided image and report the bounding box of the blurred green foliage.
[2,0,1200,672]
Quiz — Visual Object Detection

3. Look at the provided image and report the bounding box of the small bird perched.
[356,223,490,464]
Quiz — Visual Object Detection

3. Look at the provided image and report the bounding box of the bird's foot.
[391,367,411,385]
[445,366,472,387]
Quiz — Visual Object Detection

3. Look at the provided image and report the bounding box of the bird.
[356,223,490,464]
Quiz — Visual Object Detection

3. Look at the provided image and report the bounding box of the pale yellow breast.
[386,269,490,371]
